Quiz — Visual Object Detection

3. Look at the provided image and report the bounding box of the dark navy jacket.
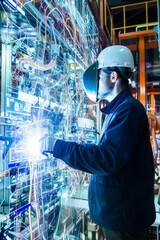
[53,87,156,231]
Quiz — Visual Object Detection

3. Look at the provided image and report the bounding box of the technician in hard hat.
[41,45,156,240]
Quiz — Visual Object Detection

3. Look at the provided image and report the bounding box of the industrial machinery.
[0,0,99,239]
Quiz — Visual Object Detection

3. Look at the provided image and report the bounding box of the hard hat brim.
[82,61,98,102]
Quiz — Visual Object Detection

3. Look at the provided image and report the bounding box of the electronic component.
[0,0,98,238]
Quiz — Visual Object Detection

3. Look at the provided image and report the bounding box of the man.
[41,45,156,240]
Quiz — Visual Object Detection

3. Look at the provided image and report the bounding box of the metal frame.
[119,29,157,107]
[111,0,158,34]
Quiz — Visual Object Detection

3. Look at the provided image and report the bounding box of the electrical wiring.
[22,0,34,8]
[42,4,83,58]
[37,169,46,240]
[0,0,98,239]
[19,58,56,71]
[32,171,41,239]
[53,188,63,238]
[8,230,28,240]
[28,162,33,240]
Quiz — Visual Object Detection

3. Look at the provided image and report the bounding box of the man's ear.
[110,71,119,83]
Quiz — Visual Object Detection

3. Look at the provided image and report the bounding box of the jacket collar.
[100,87,133,114]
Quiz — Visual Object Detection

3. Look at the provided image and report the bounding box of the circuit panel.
[0,0,98,239]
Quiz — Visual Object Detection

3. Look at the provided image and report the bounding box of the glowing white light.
[26,137,41,155]
[24,131,44,160]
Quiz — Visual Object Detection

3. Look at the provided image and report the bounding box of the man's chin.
[98,93,109,101]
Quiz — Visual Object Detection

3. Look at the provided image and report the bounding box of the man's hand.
[40,136,57,156]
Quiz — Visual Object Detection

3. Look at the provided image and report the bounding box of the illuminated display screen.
[0,0,98,238]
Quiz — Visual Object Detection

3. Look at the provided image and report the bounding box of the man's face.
[97,69,114,100]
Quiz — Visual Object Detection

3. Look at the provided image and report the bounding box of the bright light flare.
[24,132,43,159]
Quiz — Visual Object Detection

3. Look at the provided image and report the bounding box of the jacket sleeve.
[53,104,146,175]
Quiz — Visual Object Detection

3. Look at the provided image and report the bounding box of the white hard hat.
[98,45,134,71]
[82,45,134,102]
